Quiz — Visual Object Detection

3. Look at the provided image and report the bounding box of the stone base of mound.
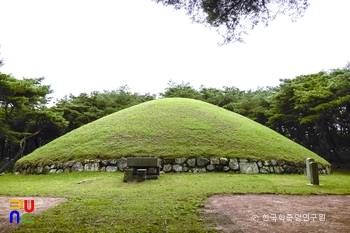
[13,157,331,175]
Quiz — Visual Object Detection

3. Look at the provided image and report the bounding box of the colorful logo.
[9,200,35,224]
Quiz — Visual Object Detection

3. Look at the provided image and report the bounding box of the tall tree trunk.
[0,137,5,160]
[0,130,41,172]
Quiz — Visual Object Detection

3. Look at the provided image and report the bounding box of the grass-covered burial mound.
[15,98,329,173]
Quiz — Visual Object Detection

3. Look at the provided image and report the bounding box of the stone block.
[257,160,263,168]
[49,169,57,173]
[123,168,134,183]
[263,160,270,166]
[277,159,285,166]
[220,158,229,165]
[206,164,215,171]
[239,161,259,174]
[175,158,187,164]
[84,159,92,164]
[296,167,304,174]
[164,158,176,164]
[117,158,128,171]
[127,157,160,167]
[84,162,100,172]
[283,165,296,174]
[210,158,220,165]
[163,164,172,172]
[189,168,206,173]
[44,166,51,173]
[72,162,84,172]
[106,166,118,172]
[136,169,147,182]
[273,166,284,174]
[147,167,159,175]
[318,163,324,169]
[229,158,239,170]
[270,159,277,166]
[35,167,43,174]
[67,160,75,167]
[197,158,210,166]
[288,161,296,166]
[215,165,224,171]
[101,160,109,166]
[187,158,196,167]
[172,164,182,172]
[109,159,118,165]
[259,167,269,174]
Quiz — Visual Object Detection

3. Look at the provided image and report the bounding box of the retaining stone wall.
[14,157,331,175]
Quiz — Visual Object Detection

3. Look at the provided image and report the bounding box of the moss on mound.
[16,98,329,166]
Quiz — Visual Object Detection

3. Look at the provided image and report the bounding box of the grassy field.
[1,172,349,232]
[16,98,329,167]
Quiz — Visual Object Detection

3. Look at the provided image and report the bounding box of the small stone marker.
[136,169,147,182]
[309,162,319,185]
[306,158,315,180]
[123,168,134,183]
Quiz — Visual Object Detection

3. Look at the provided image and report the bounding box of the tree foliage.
[231,87,273,124]
[160,80,202,99]
[52,86,156,133]
[200,86,243,110]
[0,74,68,171]
[161,80,272,124]
[268,69,350,165]
[154,0,309,44]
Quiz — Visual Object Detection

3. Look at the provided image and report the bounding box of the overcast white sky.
[0,0,349,102]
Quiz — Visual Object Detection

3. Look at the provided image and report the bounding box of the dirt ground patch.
[202,194,350,233]
[0,196,67,233]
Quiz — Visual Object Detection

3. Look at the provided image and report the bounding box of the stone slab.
[127,157,160,167]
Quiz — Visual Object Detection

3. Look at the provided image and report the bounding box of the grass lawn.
[1,172,349,232]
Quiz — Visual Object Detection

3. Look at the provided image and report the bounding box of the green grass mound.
[16,98,329,166]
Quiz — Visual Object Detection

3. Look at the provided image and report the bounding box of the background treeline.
[1,66,349,171]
